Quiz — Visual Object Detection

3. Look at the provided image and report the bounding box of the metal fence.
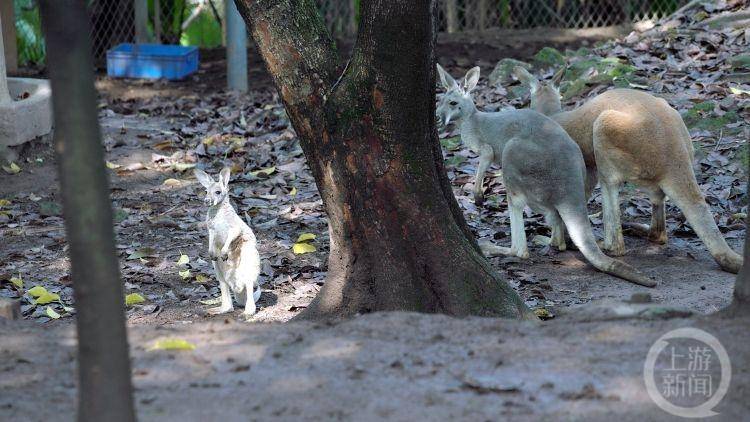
[10,0,686,67]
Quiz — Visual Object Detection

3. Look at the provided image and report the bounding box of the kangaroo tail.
[558,204,657,287]
[661,180,743,273]
[252,284,262,303]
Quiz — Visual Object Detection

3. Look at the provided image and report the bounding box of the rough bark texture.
[40,1,136,421]
[235,0,531,319]
[732,225,750,308]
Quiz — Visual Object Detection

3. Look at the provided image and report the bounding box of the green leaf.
[27,285,48,297]
[293,242,316,254]
[0,199,11,207]
[178,269,192,280]
[45,306,61,319]
[195,274,210,284]
[113,208,129,223]
[149,338,196,351]
[125,293,146,306]
[2,162,22,174]
[35,291,60,305]
[250,166,276,177]
[10,277,23,289]
[176,254,190,266]
[39,201,62,217]
[296,233,316,242]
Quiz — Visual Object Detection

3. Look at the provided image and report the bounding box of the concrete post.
[0,12,11,105]
[225,0,247,92]
[134,0,149,43]
[0,0,16,73]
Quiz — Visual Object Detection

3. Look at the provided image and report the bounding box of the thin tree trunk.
[40,1,136,421]
[732,223,749,307]
[234,0,531,319]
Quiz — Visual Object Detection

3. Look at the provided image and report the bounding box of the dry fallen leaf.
[149,338,196,351]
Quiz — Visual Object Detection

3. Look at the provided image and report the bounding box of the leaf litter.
[0,0,746,322]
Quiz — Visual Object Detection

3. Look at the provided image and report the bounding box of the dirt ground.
[2,311,749,421]
[0,25,747,421]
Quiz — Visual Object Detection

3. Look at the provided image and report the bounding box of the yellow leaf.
[125,293,146,306]
[296,233,316,242]
[35,291,61,305]
[176,254,190,266]
[195,274,210,283]
[293,242,316,254]
[250,166,276,177]
[105,161,121,169]
[0,199,11,207]
[730,87,750,96]
[10,277,23,289]
[533,308,554,320]
[27,285,48,297]
[46,306,61,319]
[178,269,192,280]
[149,338,196,351]
[173,163,196,172]
[2,162,21,174]
[289,187,297,197]
[163,178,182,187]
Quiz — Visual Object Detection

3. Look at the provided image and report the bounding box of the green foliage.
[533,47,566,69]
[684,101,740,131]
[14,0,45,66]
[180,8,222,48]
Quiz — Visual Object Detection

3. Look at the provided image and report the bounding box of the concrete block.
[0,297,21,320]
[0,78,53,147]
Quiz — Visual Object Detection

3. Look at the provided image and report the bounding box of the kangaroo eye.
[449,101,458,106]
[215,190,221,195]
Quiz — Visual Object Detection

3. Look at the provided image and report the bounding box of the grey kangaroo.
[514,66,743,273]
[436,64,656,287]
[195,167,262,318]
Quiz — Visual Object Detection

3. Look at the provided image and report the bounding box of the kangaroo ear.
[194,169,213,188]
[463,66,480,93]
[436,63,458,91]
[512,66,539,91]
[551,66,566,87]
[219,167,231,188]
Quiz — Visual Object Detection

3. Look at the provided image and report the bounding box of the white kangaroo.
[513,66,743,273]
[195,167,262,318]
[436,64,656,287]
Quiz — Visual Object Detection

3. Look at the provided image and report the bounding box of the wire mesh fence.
[9,0,687,68]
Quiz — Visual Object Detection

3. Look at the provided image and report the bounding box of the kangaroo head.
[194,167,231,207]
[436,64,480,126]
[513,66,564,116]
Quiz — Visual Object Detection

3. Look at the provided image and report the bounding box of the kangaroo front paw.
[474,193,484,206]
[241,308,257,321]
[221,253,229,262]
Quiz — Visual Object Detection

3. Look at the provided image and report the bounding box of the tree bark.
[40,1,136,421]
[732,222,749,308]
[235,0,531,319]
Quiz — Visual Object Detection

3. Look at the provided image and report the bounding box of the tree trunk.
[732,224,749,308]
[40,1,136,421]
[234,0,531,319]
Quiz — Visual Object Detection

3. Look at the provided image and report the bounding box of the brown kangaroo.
[513,66,743,273]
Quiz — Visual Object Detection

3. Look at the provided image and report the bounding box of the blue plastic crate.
[107,43,199,80]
